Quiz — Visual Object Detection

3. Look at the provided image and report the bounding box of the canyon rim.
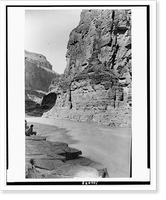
[25,9,132,179]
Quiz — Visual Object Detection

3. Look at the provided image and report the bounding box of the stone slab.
[26,135,108,178]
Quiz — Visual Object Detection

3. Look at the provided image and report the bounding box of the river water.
[26,117,132,178]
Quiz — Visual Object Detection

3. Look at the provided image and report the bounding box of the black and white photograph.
[25,9,132,179]
[0,1,157,191]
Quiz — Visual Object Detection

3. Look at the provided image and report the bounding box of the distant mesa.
[25,50,53,70]
[25,50,59,116]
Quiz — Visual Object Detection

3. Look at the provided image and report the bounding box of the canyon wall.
[43,9,132,127]
[25,50,59,95]
[25,50,59,115]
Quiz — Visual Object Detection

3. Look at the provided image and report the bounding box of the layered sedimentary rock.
[26,135,108,178]
[44,9,132,127]
[25,50,59,96]
[25,50,59,116]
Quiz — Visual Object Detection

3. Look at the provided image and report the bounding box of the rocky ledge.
[26,135,109,178]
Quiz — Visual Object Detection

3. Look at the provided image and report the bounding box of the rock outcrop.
[26,135,109,178]
[25,50,59,93]
[25,50,59,116]
[44,9,132,127]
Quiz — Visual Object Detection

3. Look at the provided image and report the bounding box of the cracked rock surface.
[44,9,132,127]
[26,135,109,178]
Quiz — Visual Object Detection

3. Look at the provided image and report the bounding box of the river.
[26,117,132,178]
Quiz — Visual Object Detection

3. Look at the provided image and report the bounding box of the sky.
[25,10,82,74]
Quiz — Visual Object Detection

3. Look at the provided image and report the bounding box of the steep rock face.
[25,50,59,94]
[25,50,59,116]
[44,9,132,127]
[25,50,53,69]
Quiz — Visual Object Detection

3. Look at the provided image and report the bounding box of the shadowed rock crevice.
[25,92,57,117]
[41,92,57,109]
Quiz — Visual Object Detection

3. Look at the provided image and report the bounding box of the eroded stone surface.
[25,50,59,116]
[44,9,132,127]
[26,135,109,178]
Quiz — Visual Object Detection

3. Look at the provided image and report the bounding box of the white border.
[1,1,156,190]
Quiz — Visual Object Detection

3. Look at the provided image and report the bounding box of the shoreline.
[25,125,109,178]
[26,121,79,145]
[26,117,131,178]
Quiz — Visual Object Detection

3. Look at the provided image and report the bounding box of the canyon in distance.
[25,9,132,179]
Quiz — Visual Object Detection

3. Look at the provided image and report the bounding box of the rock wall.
[25,50,59,94]
[25,50,53,70]
[25,50,59,116]
[44,9,132,127]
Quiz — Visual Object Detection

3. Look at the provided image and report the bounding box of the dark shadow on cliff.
[25,92,57,117]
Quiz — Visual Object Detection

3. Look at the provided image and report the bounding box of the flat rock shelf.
[26,135,109,178]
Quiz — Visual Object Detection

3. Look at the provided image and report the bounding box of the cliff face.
[25,50,59,93]
[44,9,132,127]
[25,50,59,116]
